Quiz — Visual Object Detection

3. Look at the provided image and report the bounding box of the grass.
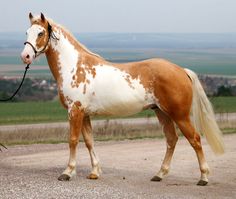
[0,119,235,146]
[0,101,67,125]
[0,97,236,125]
[0,120,163,145]
[209,96,236,113]
[0,96,236,125]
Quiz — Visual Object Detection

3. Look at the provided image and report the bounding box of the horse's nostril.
[26,54,30,59]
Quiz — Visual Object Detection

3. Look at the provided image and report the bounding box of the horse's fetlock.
[161,166,169,174]
[201,164,210,174]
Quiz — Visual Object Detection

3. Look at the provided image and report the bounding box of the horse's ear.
[29,12,33,20]
[41,13,46,22]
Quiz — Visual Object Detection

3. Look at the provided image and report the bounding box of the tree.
[216,86,233,96]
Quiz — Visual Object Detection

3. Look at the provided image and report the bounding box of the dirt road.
[0,134,235,199]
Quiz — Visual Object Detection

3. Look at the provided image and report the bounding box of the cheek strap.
[24,41,37,56]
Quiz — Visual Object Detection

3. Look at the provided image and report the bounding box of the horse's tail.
[184,68,225,155]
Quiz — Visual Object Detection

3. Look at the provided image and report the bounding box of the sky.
[0,0,236,33]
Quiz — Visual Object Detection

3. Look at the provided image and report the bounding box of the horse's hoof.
[197,180,208,186]
[151,176,162,182]
[87,173,99,180]
[58,174,71,181]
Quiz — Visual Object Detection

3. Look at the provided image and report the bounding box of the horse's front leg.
[58,103,84,181]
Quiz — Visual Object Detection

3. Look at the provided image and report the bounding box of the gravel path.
[0,134,235,199]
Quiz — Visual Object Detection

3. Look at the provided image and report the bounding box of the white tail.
[184,68,225,155]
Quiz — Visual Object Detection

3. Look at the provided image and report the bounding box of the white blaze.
[23,25,45,56]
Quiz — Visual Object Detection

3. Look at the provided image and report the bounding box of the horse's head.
[21,13,52,64]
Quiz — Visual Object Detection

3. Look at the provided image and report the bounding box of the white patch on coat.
[50,29,79,108]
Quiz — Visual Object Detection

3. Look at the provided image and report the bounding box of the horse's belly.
[89,94,148,116]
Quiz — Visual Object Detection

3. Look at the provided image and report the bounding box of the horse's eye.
[38,32,44,37]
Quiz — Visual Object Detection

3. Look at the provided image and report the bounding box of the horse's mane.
[32,15,102,59]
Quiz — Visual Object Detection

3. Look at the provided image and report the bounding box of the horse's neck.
[45,27,100,84]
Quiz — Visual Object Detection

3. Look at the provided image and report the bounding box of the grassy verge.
[0,96,236,125]
[0,120,235,146]
[0,121,163,145]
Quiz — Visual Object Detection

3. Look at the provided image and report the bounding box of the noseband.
[24,22,58,58]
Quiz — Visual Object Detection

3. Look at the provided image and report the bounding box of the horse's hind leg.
[176,117,210,186]
[82,116,101,179]
[151,108,178,182]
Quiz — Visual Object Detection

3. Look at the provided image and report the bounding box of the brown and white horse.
[21,13,224,186]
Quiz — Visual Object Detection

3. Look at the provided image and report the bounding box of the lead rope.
[0,143,7,151]
[0,64,30,102]
[0,64,30,151]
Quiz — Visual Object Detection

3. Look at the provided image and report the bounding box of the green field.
[0,101,67,125]
[0,96,235,125]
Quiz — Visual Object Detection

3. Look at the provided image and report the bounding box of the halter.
[24,22,58,58]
